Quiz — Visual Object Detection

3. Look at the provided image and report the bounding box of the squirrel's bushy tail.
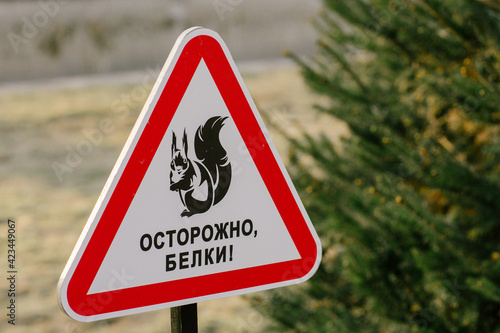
[194,116,232,205]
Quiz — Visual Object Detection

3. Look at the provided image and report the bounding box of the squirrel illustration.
[170,116,232,217]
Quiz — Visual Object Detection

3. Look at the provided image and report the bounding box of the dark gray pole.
[171,303,198,333]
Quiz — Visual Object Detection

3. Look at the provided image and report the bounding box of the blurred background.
[0,0,320,83]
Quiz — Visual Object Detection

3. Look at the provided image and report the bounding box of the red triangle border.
[62,30,320,319]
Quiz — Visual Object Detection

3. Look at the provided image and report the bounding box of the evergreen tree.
[254,1,500,332]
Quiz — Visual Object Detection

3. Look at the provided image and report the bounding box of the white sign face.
[58,27,321,322]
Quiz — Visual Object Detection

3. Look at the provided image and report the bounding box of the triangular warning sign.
[58,27,321,322]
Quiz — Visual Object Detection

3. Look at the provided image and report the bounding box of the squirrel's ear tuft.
[171,131,177,156]
[182,129,188,155]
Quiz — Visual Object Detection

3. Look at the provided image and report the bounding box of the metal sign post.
[171,304,198,333]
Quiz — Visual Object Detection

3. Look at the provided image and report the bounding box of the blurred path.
[0,57,295,95]
[0,0,320,82]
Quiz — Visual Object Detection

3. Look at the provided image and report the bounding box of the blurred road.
[0,0,320,83]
